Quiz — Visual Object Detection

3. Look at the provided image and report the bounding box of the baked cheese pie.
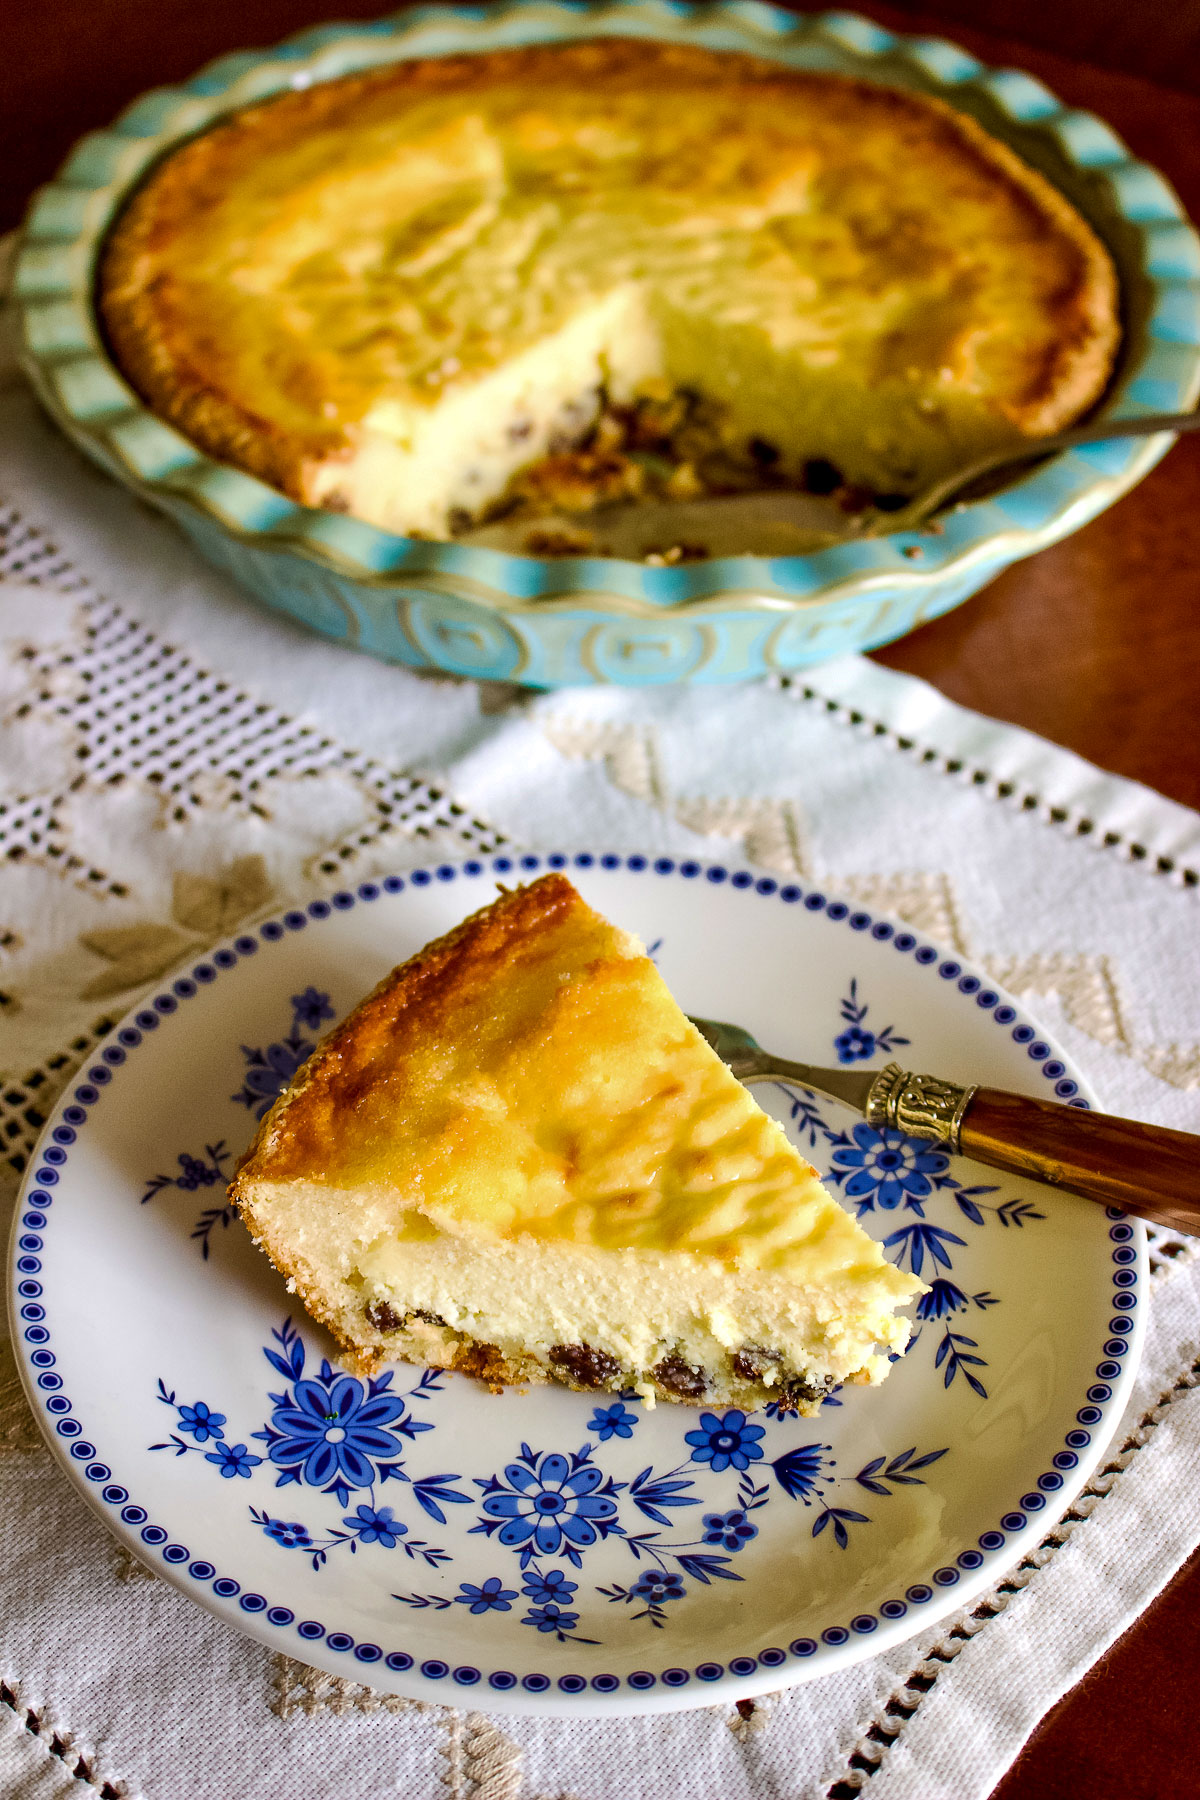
[230,876,923,1411]
[99,40,1120,542]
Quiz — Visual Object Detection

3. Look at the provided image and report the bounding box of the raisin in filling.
[730,1348,836,1408]
[549,1344,621,1389]
[730,1346,781,1383]
[364,1301,445,1334]
[778,1374,837,1408]
[653,1353,707,1399]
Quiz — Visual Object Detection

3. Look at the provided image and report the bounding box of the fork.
[690,1016,1200,1236]
[851,406,1200,535]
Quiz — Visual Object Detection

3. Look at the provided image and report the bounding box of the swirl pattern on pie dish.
[229,875,923,1411]
[98,39,1121,543]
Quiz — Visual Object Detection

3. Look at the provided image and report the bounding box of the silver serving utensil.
[852,406,1200,535]
[462,408,1200,558]
[458,488,846,559]
[689,1015,1200,1236]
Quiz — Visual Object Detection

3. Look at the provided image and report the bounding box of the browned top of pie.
[99,39,1120,531]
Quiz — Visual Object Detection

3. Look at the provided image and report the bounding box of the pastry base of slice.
[230,876,922,1408]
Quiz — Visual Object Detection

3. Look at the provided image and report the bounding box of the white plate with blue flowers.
[10,853,1145,1716]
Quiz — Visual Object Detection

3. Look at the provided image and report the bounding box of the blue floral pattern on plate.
[151,1314,948,1640]
[833,979,910,1065]
[141,1141,233,1258]
[153,1321,471,1569]
[233,989,330,1118]
[143,989,340,1254]
[785,999,1048,1406]
[135,949,1067,1631]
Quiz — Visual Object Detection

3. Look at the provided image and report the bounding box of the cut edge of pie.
[229,874,923,1412]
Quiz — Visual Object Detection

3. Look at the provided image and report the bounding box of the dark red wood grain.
[960,1090,1200,1233]
[990,1542,1200,1800]
[7,6,1200,1795]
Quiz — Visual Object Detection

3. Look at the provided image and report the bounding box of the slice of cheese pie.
[230,875,922,1411]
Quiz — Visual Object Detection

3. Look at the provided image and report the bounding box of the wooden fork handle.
[960,1088,1200,1234]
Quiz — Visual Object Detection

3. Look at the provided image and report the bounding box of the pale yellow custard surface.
[101,40,1119,539]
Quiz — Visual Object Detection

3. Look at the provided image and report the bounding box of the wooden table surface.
[7,3,1200,1794]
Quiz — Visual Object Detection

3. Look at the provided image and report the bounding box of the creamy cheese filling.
[302,283,1018,538]
[350,1224,914,1396]
[307,287,662,536]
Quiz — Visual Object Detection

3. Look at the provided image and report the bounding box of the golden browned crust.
[229,879,591,1378]
[99,38,1120,510]
[231,874,581,1190]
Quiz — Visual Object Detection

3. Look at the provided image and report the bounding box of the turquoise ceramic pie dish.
[15,2,1200,688]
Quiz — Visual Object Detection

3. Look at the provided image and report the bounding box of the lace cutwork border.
[1,1014,117,1177]
[0,507,507,897]
[775,679,1200,890]
[0,1676,126,1798]
[2,498,1195,894]
[824,1298,1200,1797]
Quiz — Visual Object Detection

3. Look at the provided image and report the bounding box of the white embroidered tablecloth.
[2,263,1200,1800]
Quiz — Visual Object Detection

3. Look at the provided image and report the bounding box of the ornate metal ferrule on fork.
[864,1064,978,1152]
[690,1013,1200,1232]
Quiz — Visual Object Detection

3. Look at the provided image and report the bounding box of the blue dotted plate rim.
[13,0,1200,617]
[9,853,1147,1715]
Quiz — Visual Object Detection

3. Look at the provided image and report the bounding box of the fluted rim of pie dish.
[13,0,1200,617]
